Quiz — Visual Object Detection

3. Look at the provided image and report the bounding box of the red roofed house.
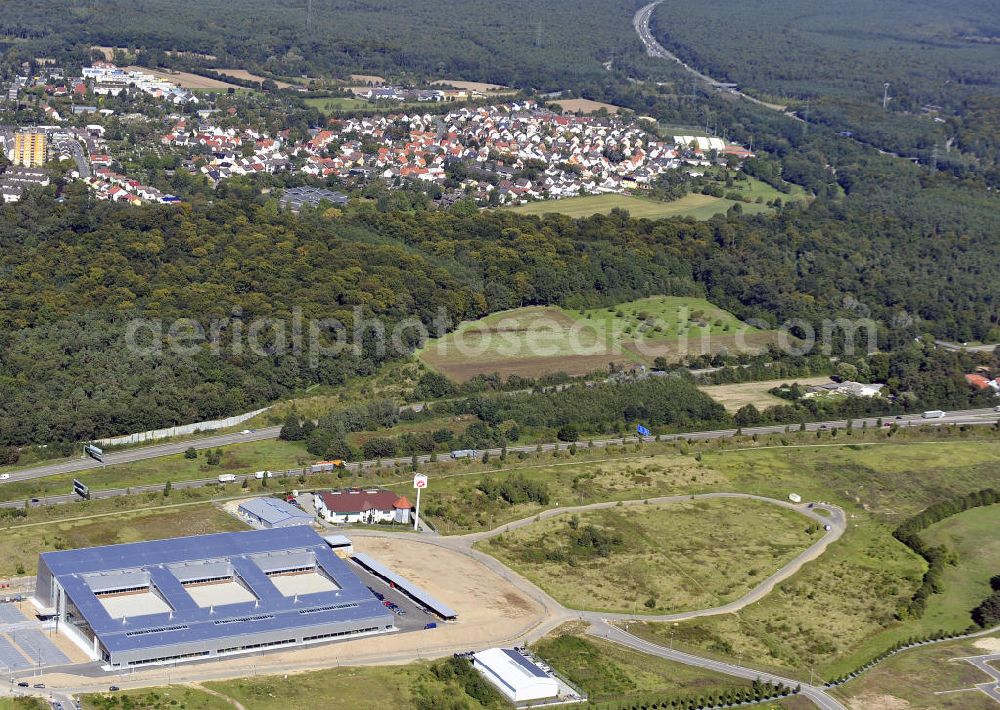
[965,373,991,390]
[314,488,412,525]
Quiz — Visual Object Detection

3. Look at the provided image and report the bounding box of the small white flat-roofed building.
[472,647,559,703]
[323,535,354,558]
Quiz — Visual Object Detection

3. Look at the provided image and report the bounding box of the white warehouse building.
[472,648,559,703]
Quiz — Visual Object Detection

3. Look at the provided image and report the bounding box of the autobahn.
[2,408,997,510]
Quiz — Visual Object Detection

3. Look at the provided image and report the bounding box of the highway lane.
[3,408,997,509]
[3,427,282,483]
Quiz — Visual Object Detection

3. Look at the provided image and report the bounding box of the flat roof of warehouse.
[41,527,390,653]
[350,552,457,619]
[237,497,314,527]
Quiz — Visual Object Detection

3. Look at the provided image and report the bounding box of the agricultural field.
[124,66,240,90]
[832,633,1000,709]
[416,296,776,381]
[480,498,820,614]
[549,97,626,114]
[533,625,752,704]
[506,192,771,220]
[698,376,835,413]
[430,79,511,92]
[210,68,295,88]
[0,503,247,577]
[628,439,1000,680]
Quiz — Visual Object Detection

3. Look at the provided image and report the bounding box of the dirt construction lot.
[34,537,549,691]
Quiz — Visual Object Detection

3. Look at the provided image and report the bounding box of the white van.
[218,474,237,483]
[254,470,273,479]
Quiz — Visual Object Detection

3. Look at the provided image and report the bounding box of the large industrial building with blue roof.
[33,526,395,668]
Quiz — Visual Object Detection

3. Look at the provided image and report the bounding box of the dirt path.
[190,683,248,710]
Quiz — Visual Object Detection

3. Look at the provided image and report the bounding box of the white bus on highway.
[921,410,947,419]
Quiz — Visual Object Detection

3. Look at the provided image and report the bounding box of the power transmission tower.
[882,82,890,111]
[534,20,542,48]
[306,0,313,33]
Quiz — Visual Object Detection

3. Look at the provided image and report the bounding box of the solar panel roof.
[42,527,390,653]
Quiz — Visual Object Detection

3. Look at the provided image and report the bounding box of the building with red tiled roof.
[314,489,412,525]
[965,373,991,390]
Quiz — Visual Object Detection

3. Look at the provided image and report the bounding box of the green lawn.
[921,503,1000,631]
[505,192,768,219]
[479,498,820,614]
[533,626,751,703]
[304,96,433,114]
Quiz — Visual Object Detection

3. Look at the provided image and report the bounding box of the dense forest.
[0,0,644,91]
[1,153,997,446]
[648,0,1000,167]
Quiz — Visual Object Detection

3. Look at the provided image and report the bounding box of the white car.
[241,429,252,434]
[254,470,273,479]
[0,474,9,481]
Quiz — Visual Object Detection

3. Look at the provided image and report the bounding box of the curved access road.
[347,493,847,708]
[351,493,846,624]
[595,621,845,710]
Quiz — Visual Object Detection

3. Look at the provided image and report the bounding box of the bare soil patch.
[125,66,240,90]
[551,98,626,114]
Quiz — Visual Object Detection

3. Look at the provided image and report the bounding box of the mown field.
[416,295,776,381]
[698,376,835,413]
[832,633,1000,709]
[920,503,1000,632]
[480,498,819,614]
[505,193,767,220]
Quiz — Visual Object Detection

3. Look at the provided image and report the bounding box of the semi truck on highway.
[921,410,947,419]
[450,449,477,459]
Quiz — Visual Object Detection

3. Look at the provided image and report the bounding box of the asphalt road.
[594,622,846,710]
[4,408,998,509]
[30,493,846,704]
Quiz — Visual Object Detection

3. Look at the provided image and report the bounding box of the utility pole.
[882,82,890,111]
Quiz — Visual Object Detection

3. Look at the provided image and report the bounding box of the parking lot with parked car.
[348,561,440,632]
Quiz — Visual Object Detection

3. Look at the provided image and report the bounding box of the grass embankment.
[831,632,1000,709]
[481,499,819,614]
[82,659,501,709]
[533,625,751,704]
